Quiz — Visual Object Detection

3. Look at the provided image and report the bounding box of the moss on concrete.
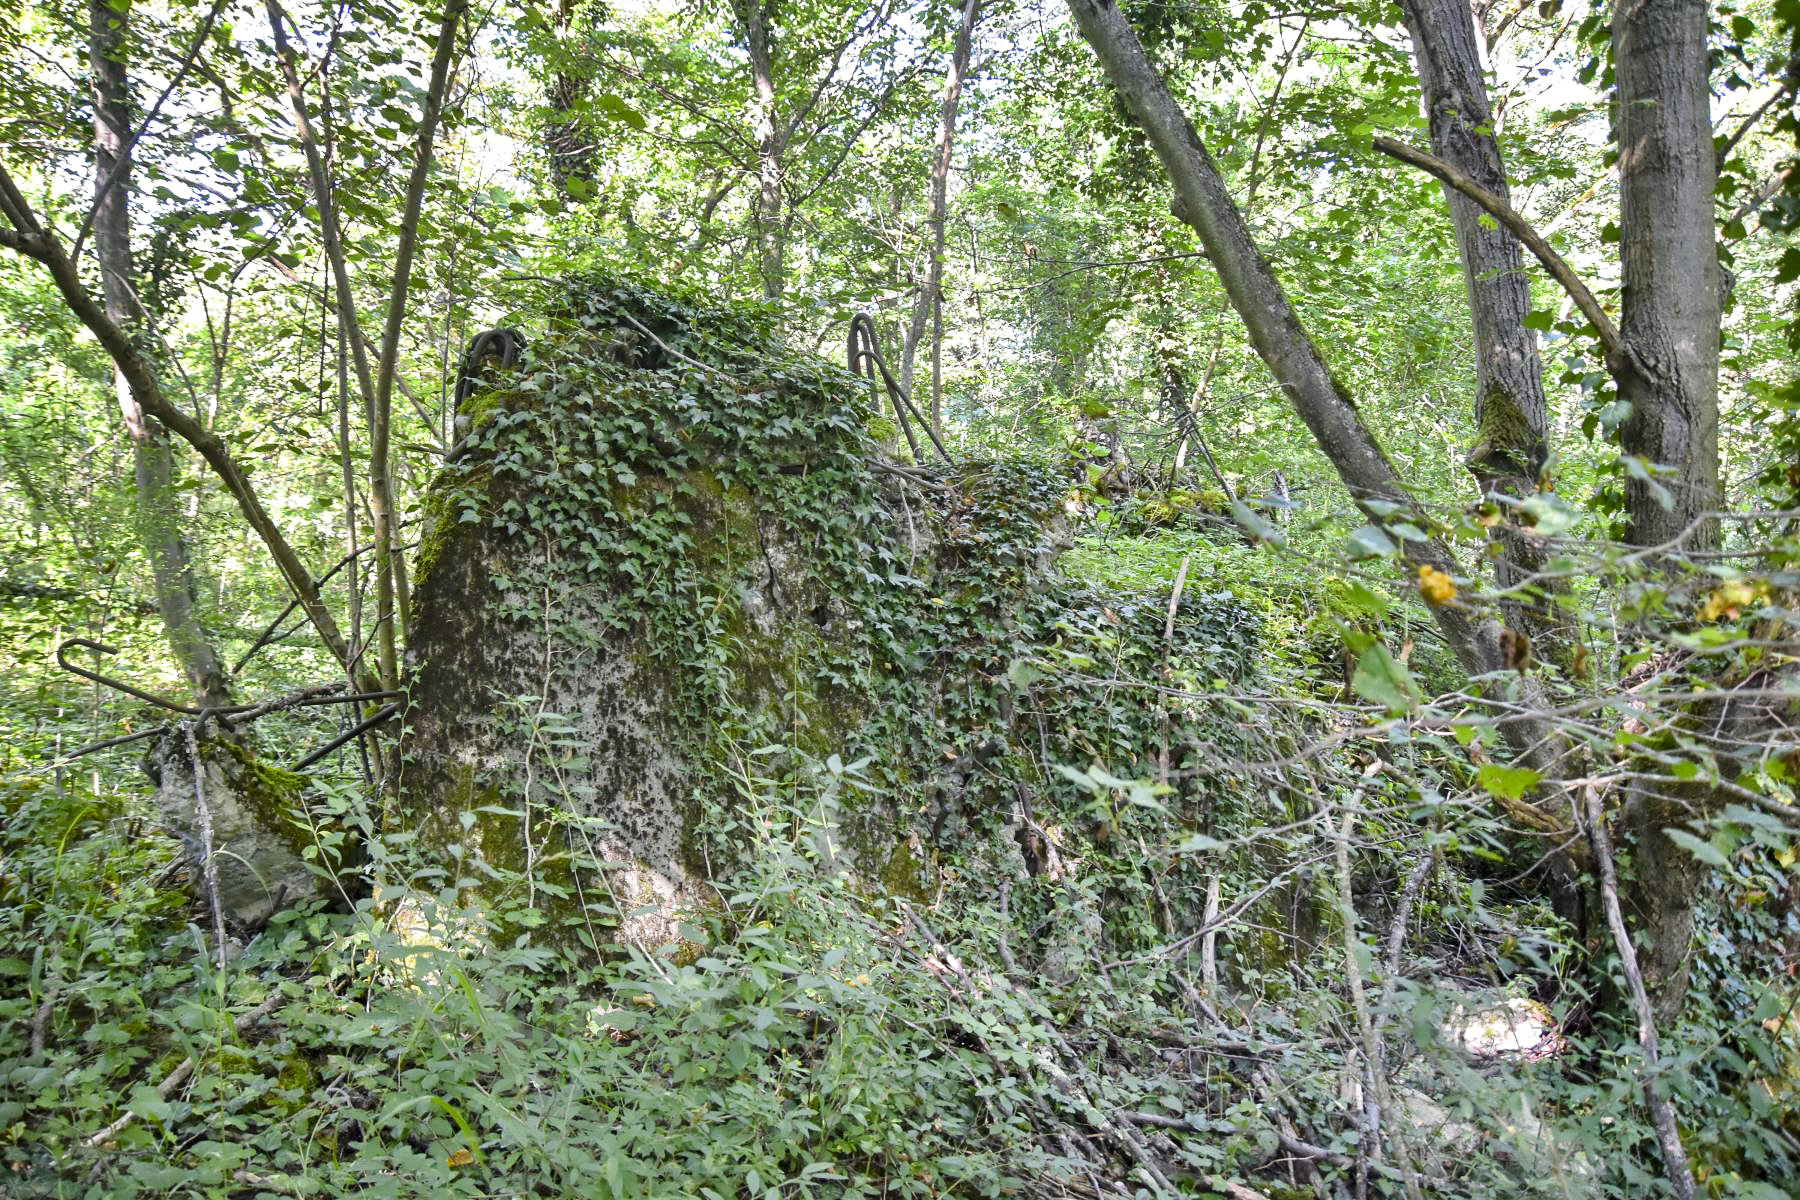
[400,272,1258,967]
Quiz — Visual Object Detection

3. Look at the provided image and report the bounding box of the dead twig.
[85,990,283,1148]
[1581,785,1697,1200]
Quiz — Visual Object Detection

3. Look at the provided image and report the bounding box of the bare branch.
[1582,785,1697,1199]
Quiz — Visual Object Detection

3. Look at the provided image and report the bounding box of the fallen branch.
[899,907,1180,1195]
[1581,785,1697,1199]
[85,990,283,1148]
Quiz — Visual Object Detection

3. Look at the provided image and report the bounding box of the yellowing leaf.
[1698,579,1764,622]
[448,1148,475,1168]
[1416,565,1457,606]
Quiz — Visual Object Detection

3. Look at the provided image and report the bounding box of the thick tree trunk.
[89,0,230,709]
[901,0,980,425]
[734,0,785,301]
[1615,0,1721,555]
[1611,0,1722,1025]
[1399,0,1557,642]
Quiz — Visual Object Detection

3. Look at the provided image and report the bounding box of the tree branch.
[1373,135,1621,358]
[0,161,373,693]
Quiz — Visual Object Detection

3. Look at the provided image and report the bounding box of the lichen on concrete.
[146,730,335,928]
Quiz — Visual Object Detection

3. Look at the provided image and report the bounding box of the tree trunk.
[545,0,598,193]
[1399,0,1558,644]
[901,0,980,423]
[1612,0,1723,1022]
[89,0,230,709]
[1615,0,1721,555]
[1063,0,1514,693]
[734,0,785,302]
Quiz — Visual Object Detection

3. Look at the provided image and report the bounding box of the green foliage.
[3,0,1800,1194]
[0,759,1055,1197]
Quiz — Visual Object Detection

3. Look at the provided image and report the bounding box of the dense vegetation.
[2,0,1798,1196]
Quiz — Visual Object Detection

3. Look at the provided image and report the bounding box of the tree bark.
[1611,0,1723,1024]
[89,0,231,709]
[1614,0,1721,555]
[1063,0,1519,694]
[901,0,980,425]
[733,0,786,301]
[1398,0,1557,643]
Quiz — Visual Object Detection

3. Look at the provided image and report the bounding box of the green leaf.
[1778,246,1800,284]
[1340,581,1392,617]
[595,94,647,130]
[1621,455,1673,510]
[1516,493,1579,535]
[1663,827,1730,869]
[1351,643,1420,713]
[1345,524,1396,560]
[1229,499,1284,546]
[1476,763,1540,801]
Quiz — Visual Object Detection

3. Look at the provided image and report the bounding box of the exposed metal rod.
[847,312,953,466]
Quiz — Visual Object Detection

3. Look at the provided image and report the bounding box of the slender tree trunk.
[902,0,980,423]
[267,0,462,687]
[89,0,230,709]
[369,0,467,654]
[267,0,398,686]
[734,0,785,301]
[545,0,597,193]
[1613,0,1723,1023]
[1063,0,1517,694]
[1399,0,1557,643]
[1069,0,1588,927]
[0,163,372,691]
